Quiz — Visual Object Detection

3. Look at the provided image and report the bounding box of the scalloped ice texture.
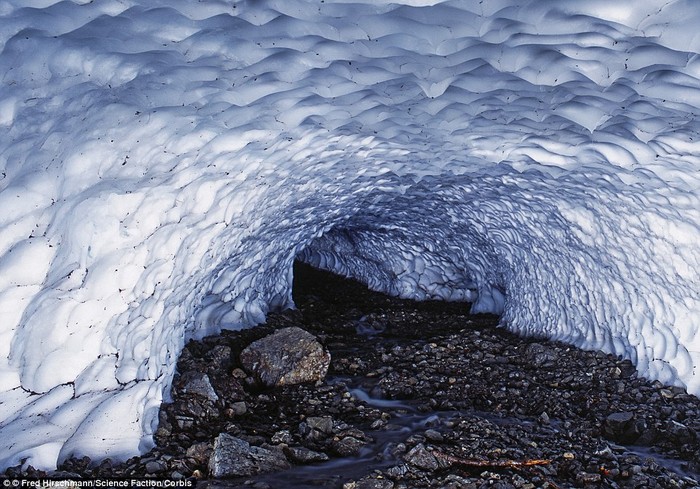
[0,0,699,471]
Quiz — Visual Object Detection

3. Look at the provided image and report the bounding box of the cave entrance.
[290,259,498,339]
[150,261,700,487]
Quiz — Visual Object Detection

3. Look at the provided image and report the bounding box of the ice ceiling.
[0,0,699,470]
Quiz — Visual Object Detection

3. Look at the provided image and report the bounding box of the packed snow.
[1,0,699,471]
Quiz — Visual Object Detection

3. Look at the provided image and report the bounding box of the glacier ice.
[0,0,699,471]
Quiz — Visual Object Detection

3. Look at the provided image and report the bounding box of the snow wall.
[1,0,699,471]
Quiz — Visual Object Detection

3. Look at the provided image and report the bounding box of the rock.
[230,401,247,416]
[576,472,602,484]
[333,436,366,457]
[240,327,331,387]
[208,433,290,478]
[49,471,82,480]
[186,442,213,465]
[424,429,443,442]
[602,411,648,443]
[145,460,166,474]
[175,415,194,430]
[403,444,439,470]
[178,372,219,402]
[347,478,395,489]
[300,416,334,441]
[283,446,329,464]
[524,343,557,367]
[271,430,293,445]
[206,345,232,366]
[307,416,334,433]
[231,368,247,379]
[665,420,695,444]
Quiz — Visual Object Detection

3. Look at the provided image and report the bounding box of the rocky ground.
[5,263,700,488]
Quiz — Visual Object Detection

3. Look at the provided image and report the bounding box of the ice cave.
[0,0,698,472]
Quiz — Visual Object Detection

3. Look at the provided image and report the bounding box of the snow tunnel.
[0,0,699,471]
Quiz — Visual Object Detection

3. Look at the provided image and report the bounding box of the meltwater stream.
[202,382,700,489]
[197,375,700,489]
[200,379,460,489]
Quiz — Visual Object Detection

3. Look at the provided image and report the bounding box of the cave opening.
[289,258,497,338]
[141,259,700,486]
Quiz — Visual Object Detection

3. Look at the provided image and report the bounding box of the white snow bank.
[1,0,699,470]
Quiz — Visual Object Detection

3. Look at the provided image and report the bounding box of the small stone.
[283,446,329,464]
[404,444,439,470]
[352,479,395,489]
[271,430,293,445]
[145,460,166,474]
[208,433,290,478]
[424,429,443,442]
[232,368,248,379]
[386,464,409,477]
[230,401,247,416]
[300,416,334,440]
[175,416,194,430]
[206,345,232,366]
[186,442,213,464]
[333,436,366,456]
[178,372,219,402]
[576,472,602,484]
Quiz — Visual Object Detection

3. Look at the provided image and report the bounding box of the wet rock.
[666,420,696,444]
[602,411,649,443]
[283,446,329,464]
[300,416,334,441]
[403,443,439,470]
[332,436,366,456]
[344,478,395,489]
[208,433,290,478]
[240,327,331,387]
[424,429,444,442]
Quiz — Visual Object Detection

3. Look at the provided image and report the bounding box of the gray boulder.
[208,433,290,478]
[240,327,330,387]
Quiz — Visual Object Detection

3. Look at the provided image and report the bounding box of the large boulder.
[240,327,331,387]
[208,433,290,478]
